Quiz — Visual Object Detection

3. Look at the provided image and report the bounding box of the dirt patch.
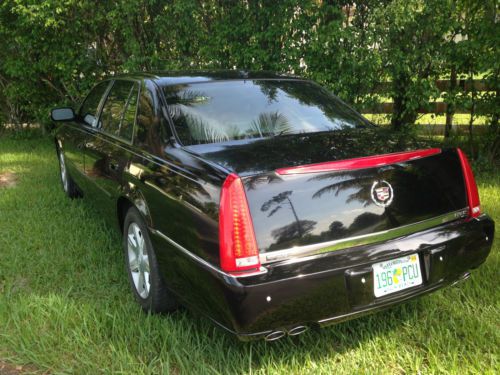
[0,357,47,374]
[0,361,37,374]
[0,172,18,188]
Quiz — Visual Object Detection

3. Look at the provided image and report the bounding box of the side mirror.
[51,107,75,122]
[83,114,99,128]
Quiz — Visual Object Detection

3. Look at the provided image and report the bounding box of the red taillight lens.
[457,148,481,218]
[219,173,260,273]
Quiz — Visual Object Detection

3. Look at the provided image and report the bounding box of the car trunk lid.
[186,129,469,261]
[242,148,468,260]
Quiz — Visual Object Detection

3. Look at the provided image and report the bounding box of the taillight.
[219,173,260,273]
[457,148,481,218]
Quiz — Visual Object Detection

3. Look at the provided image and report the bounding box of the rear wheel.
[123,207,178,313]
[57,149,79,198]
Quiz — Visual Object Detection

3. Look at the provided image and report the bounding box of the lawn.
[0,137,498,374]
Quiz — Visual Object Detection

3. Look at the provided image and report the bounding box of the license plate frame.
[372,254,423,298]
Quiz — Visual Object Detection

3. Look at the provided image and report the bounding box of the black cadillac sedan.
[52,71,494,341]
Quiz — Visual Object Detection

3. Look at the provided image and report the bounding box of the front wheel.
[123,207,178,313]
[57,149,79,198]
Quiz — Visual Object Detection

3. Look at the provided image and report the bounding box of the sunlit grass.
[0,138,498,374]
[364,113,489,126]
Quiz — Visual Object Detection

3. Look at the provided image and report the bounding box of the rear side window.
[119,83,139,141]
[79,82,110,127]
[99,80,139,141]
[135,86,171,154]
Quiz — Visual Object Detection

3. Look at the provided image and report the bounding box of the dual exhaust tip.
[264,325,309,341]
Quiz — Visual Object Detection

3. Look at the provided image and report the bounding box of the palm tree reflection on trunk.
[261,190,305,237]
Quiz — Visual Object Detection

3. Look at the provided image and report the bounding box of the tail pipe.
[452,272,471,287]
[264,325,309,341]
[264,330,286,342]
[287,325,309,336]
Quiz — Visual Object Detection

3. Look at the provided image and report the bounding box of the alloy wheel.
[59,152,69,192]
[127,222,151,299]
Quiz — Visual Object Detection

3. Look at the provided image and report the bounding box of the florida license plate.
[372,254,423,297]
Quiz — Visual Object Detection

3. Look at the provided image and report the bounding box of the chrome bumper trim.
[260,208,469,264]
[150,229,268,279]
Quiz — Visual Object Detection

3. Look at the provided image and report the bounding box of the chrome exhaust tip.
[452,272,471,286]
[287,325,309,336]
[264,330,286,342]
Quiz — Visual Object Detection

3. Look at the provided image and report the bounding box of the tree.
[0,0,497,145]
[373,0,454,130]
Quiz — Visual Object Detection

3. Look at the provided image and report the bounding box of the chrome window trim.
[260,208,469,264]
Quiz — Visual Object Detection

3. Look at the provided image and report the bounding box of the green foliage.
[0,0,498,138]
[373,0,452,129]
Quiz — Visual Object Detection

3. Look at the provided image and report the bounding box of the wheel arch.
[117,190,153,233]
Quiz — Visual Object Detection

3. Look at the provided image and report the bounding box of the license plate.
[373,254,422,297]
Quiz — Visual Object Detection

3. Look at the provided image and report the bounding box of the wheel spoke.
[131,268,140,288]
[135,227,144,251]
[127,233,139,257]
[129,257,140,272]
[142,255,150,273]
[137,270,146,296]
[143,271,150,294]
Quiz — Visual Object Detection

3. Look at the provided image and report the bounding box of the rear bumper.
[151,214,494,341]
[235,270,472,341]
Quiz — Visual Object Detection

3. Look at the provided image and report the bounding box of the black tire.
[123,207,178,313]
[57,148,80,199]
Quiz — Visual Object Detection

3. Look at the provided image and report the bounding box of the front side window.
[99,80,138,140]
[79,81,110,127]
[162,80,371,145]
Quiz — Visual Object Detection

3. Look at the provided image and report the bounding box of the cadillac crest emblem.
[371,180,394,207]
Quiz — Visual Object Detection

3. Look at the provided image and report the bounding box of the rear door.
[83,79,140,220]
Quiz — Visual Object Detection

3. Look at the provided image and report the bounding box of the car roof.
[112,70,305,86]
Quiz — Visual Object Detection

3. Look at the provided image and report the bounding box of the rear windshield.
[162,80,371,145]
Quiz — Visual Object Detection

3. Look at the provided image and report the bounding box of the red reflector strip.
[276,148,442,175]
[456,148,481,218]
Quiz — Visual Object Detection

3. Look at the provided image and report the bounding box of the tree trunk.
[445,66,457,138]
[486,87,499,163]
[287,197,303,237]
[391,73,418,131]
[468,69,475,157]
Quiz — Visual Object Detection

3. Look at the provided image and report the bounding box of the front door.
[62,81,111,189]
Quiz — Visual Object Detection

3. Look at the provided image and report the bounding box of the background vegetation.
[0,1,498,159]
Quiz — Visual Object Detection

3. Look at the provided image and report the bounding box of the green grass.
[0,138,498,374]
